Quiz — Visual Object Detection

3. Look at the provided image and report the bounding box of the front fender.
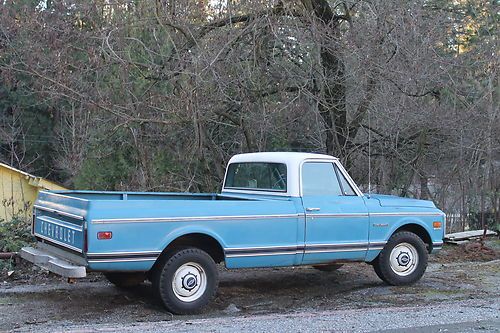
[366,213,442,262]
[387,217,433,239]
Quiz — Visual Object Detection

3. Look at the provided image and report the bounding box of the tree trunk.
[302,0,347,158]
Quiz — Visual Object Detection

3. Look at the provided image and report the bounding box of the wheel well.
[161,233,225,264]
[394,224,432,253]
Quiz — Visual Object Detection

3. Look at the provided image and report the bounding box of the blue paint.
[31,154,445,274]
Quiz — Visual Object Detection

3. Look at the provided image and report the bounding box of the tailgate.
[33,191,89,254]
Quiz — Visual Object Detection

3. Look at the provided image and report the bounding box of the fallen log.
[0,252,18,260]
[444,230,497,243]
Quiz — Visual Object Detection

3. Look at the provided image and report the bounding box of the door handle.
[306,207,321,212]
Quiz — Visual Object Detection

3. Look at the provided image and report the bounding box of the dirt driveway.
[1,241,499,332]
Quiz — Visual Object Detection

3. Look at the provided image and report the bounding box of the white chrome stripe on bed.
[92,213,303,224]
[92,212,443,224]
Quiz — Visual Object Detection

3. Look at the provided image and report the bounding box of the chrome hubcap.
[389,242,418,276]
[172,262,207,302]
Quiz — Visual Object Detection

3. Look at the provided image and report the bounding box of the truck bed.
[32,190,302,272]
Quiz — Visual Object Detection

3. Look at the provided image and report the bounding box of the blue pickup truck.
[20,152,445,314]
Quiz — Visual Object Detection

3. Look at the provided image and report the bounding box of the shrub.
[0,215,34,252]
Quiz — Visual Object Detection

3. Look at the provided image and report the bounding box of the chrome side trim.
[87,251,162,257]
[87,241,390,261]
[308,242,368,247]
[225,245,300,251]
[225,251,300,258]
[36,216,83,232]
[88,257,158,263]
[225,245,300,257]
[92,213,302,224]
[368,241,387,247]
[34,205,85,221]
[225,242,378,258]
[34,233,83,253]
[304,247,366,254]
[369,212,444,217]
[306,213,369,218]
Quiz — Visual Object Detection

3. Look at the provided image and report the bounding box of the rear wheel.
[372,231,428,285]
[104,272,145,288]
[152,247,218,314]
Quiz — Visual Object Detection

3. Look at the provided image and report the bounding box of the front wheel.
[372,231,428,285]
[152,248,218,314]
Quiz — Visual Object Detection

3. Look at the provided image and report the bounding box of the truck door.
[300,161,369,264]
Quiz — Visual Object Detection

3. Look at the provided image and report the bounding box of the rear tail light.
[97,231,113,240]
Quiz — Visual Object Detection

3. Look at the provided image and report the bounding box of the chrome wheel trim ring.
[389,242,419,276]
[171,262,207,302]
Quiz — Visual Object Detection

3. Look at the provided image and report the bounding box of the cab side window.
[302,162,343,196]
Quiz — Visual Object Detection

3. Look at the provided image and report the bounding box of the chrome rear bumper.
[19,246,87,278]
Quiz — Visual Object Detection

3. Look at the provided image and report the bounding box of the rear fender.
[157,225,227,256]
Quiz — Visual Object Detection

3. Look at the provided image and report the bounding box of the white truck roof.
[228,152,337,163]
[223,152,361,197]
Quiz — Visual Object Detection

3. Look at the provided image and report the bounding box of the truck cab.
[21,152,445,314]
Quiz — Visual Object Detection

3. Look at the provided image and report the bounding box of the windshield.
[224,162,287,192]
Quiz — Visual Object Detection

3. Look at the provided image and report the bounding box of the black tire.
[372,260,389,283]
[312,263,344,272]
[372,231,428,286]
[152,247,218,315]
[104,272,145,288]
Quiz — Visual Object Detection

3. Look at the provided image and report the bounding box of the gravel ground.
[10,298,500,333]
[0,241,499,332]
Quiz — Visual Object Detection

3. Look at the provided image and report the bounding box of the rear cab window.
[224,162,287,192]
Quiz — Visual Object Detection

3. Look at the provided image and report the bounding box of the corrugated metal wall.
[0,163,67,221]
